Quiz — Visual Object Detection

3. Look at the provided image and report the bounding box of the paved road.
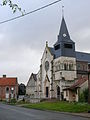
[0,103,89,120]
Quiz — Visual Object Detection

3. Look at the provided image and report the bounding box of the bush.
[79,89,89,102]
[17,100,29,104]
[10,98,17,104]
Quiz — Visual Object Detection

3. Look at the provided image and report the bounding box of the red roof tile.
[0,77,18,86]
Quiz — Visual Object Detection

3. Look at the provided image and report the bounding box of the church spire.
[58,16,70,42]
[54,7,71,47]
[57,6,71,42]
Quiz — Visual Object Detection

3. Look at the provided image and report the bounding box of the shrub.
[10,98,17,104]
[79,88,89,102]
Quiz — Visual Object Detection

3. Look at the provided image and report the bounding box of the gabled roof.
[27,73,37,86]
[0,77,18,86]
[29,73,37,81]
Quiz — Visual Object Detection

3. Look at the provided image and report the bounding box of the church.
[26,16,90,102]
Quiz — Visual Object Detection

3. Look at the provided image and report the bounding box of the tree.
[79,88,89,102]
[1,0,24,14]
[18,83,26,95]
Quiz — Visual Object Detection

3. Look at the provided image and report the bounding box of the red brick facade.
[0,75,18,101]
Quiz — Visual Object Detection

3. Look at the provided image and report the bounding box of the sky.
[0,0,90,85]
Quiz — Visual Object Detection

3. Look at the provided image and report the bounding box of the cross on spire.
[62,5,64,18]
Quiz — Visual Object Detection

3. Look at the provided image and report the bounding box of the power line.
[0,0,61,25]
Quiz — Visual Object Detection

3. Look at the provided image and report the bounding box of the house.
[0,75,18,101]
[26,15,90,101]
[26,73,37,98]
[63,76,88,102]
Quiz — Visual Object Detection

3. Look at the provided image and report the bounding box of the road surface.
[0,103,89,120]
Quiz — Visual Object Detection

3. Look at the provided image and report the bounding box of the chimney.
[3,75,6,78]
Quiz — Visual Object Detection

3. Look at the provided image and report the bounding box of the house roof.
[64,77,88,90]
[0,77,18,86]
[29,73,37,81]
[32,73,37,81]
[27,73,37,86]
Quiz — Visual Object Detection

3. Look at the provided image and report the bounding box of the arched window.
[69,64,73,70]
[64,63,67,70]
[6,87,9,93]
[66,64,68,70]
[69,64,71,70]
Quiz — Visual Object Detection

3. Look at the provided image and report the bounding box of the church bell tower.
[54,16,76,58]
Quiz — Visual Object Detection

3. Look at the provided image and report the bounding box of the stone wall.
[54,56,77,81]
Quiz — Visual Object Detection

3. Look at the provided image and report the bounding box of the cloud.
[0,47,41,84]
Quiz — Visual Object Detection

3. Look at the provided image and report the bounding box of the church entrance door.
[46,87,49,98]
[57,86,60,99]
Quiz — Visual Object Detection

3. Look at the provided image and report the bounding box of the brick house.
[0,75,18,101]
[63,76,88,102]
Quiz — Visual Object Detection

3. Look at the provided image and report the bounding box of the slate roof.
[59,17,70,41]
[49,47,90,62]
[54,17,73,46]
[0,77,18,86]
[76,51,90,63]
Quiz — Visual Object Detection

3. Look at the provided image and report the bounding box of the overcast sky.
[0,0,90,85]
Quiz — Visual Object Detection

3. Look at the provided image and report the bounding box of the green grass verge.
[21,101,90,113]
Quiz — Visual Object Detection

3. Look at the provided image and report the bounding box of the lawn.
[21,101,90,113]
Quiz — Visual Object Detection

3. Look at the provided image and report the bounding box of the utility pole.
[88,72,90,104]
